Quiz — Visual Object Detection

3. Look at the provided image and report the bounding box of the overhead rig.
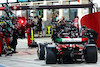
[0,3,93,10]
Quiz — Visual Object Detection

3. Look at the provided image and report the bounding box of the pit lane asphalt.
[0,37,100,67]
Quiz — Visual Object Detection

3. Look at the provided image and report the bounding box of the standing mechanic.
[0,25,3,56]
[74,16,79,22]
[10,26,18,53]
[58,16,66,27]
[51,14,57,24]
[37,15,43,37]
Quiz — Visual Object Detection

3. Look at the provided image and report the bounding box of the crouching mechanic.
[81,25,98,44]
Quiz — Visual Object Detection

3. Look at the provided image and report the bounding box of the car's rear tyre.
[85,44,98,63]
[37,43,46,60]
[46,45,57,64]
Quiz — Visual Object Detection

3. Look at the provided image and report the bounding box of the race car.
[37,21,98,64]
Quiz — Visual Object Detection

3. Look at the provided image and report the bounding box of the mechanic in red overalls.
[0,28,3,56]
[0,24,10,56]
[74,16,79,29]
[2,24,10,47]
[26,19,32,46]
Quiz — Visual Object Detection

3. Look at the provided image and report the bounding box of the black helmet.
[82,25,87,31]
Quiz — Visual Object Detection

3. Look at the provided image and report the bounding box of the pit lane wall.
[80,12,100,48]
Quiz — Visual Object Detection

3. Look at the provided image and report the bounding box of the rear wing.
[56,38,88,44]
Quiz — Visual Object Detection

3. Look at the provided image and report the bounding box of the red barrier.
[26,28,32,46]
[81,12,100,48]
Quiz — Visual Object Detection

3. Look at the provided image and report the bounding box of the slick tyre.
[37,43,46,60]
[85,45,97,63]
[46,45,57,64]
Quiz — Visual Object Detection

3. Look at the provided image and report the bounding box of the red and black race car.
[37,21,98,64]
